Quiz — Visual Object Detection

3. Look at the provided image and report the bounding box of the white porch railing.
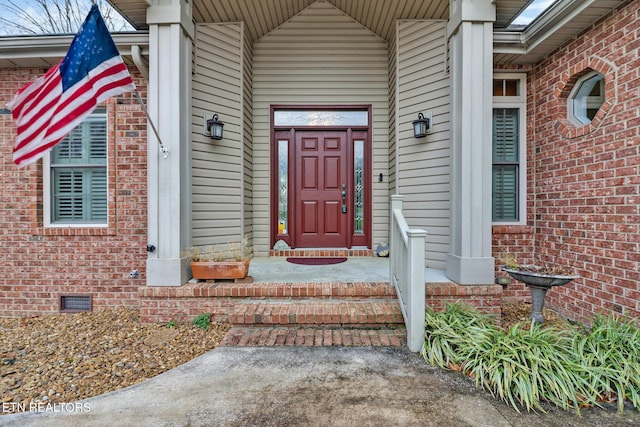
[389,195,426,352]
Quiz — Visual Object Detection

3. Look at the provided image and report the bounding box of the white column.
[145,0,194,286]
[446,0,495,285]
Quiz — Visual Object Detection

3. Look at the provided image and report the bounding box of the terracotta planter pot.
[190,259,250,280]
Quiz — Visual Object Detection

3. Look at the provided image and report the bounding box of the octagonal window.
[568,71,605,125]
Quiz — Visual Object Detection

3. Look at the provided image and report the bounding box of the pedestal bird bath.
[501,266,579,324]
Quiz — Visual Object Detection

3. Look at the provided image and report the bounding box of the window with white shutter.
[45,110,108,225]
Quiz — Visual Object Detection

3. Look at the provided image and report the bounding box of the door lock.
[341,184,347,213]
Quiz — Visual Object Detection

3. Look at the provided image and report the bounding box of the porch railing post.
[389,194,426,352]
[389,195,404,287]
[406,229,426,352]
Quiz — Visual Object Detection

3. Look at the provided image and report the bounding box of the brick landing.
[230,300,403,326]
[221,326,407,347]
[139,281,397,323]
[141,280,407,347]
[140,276,502,348]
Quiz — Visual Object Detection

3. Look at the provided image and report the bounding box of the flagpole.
[134,91,169,158]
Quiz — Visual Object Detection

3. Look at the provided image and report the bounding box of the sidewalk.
[2,346,637,427]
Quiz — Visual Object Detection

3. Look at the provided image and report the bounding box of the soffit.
[108,0,625,64]
[110,0,450,42]
[0,33,149,69]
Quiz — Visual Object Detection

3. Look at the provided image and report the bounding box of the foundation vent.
[59,295,92,313]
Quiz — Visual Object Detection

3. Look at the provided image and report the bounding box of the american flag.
[7,4,135,167]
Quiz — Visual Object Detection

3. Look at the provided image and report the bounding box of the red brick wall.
[492,64,537,302]
[0,68,148,316]
[495,0,639,321]
[426,283,503,317]
[492,225,534,301]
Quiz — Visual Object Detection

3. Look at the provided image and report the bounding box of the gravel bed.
[500,301,572,331]
[1,302,567,415]
[1,308,229,414]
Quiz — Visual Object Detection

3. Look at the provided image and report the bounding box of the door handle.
[341,184,347,213]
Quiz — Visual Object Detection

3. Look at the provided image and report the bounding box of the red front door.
[295,131,348,247]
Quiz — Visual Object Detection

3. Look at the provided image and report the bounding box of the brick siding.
[493,0,639,321]
[0,68,148,316]
[426,283,503,316]
[2,1,638,323]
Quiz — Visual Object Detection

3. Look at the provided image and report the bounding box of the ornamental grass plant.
[421,303,640,414]
[571,314,640,412]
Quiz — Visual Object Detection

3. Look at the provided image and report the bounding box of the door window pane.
[353,140,364,234]
[274,110,368,126]
[277,140,288,235]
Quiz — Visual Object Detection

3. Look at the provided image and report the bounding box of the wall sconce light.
[205,114,224,140]
[412,112,431,138]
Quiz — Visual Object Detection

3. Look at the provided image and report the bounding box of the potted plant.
[184,239,252,280]
[499,252,579,323]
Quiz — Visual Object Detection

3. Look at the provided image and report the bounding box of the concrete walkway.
[2,346,637,427]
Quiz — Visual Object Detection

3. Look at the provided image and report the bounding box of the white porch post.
[145,0,194,286]
[446,0,496,285]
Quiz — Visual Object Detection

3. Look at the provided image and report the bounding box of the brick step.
[230,300,404,326]
[140,281,397,300]
[221,325,407,347]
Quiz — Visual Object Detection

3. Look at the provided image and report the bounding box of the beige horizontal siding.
[192,23,244,246]
[388,32,398,196]
[396,20,449,270]
[242,24,254,252]
[252,1,390,254]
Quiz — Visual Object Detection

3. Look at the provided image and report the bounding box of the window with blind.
[492,108,519,221]
[492,74,526,224]
[47,110,107,225]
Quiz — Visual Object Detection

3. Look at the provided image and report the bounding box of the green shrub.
[193,313,211,330]
[421,303,640,414]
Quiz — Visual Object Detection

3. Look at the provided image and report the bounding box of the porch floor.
[246,256,451,283]
[246,256,390,283]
